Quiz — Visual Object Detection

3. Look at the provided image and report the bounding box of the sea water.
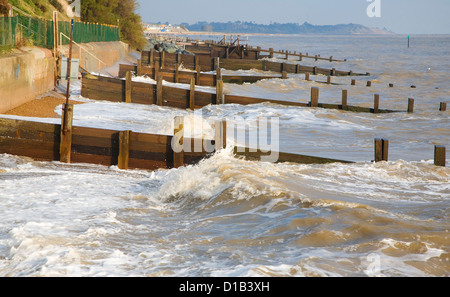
[0,35,449,277]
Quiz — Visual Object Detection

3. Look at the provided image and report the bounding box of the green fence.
[0,16,120,50]
[0,16,18,51]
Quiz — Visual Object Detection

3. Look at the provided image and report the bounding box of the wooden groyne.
[0,115,353,170]
[0,117,210,170]
[81,73,400,114]
[183,37,347,62]
[118,64,281,86]
[0,116,446,168]
[139,50,369,76]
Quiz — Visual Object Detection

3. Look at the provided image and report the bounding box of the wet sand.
[3,96,84,118]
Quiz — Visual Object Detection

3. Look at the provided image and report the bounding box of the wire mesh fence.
[0,15,120,51]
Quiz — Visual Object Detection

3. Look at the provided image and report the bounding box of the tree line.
[80,0,146,49]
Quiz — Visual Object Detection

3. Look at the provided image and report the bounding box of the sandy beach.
[3,96,84,118]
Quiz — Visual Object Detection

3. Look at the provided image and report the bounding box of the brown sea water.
[0,35,448,276]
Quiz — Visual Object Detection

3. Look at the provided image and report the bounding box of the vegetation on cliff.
[4,0,146,50]
[80,0,146,50]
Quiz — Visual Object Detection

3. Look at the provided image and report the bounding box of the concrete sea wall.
[0,48,55,113]
[0,41,132,113]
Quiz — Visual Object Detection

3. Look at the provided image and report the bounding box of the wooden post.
[136,59,141,76]
[310,87,319,107]
[196,65,201,85]
[315,55,318,61]
[341,90,348,110]
[214,57,220,70]
[299,53,302,61]
[53,11,59,57]
[156,75,163,106]
[282,62,286,73]
[195,56,200,71]
[216,80,224,105]
[150,49,154,66]
[367,81,372,87]
[189,78,195,110]
[269,48,274,58]
[327,76,331,84]
[173,116,184,168]
[313,66,317,75]
[60,103,73,163]
[282,71,287,79]
[154,61,160,80]
[351,79,356,86]
[331,68,336,76]
[374,138,389,162]
[440,102,447,111]
[434,145,446,167]
[175,64,180,83]
[125,71,132,103]
[118,130,131,170]
[216,67,222,82]
[305,73,310,81]
[373,94,380,114]
[161,51,165,69]
[407,98,414,113]
[215,120,227,151]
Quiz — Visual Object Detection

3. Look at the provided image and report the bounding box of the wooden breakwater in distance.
[118,63,282,87]
[183,38,347,62]
[81,73,401,114]
[139,50,369,77]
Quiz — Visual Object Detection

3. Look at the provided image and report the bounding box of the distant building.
[142,23,189,34]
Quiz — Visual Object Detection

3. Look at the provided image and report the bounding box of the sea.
[0,34,449,277]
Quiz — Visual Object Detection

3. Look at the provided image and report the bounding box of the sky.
[136,0,450,34]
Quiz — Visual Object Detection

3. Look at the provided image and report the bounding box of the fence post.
[351,79,356,86]
[118,130,131,170]
[440,102,447,111]
[434,145,446,167]
[125,71,132,103]
[310,87,319,107]
[60,103,73,163]
[305,73,310,81]
[173,116,184,168]
[282,71,287,79]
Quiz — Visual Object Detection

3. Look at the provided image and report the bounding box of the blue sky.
[136,0,450,34]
